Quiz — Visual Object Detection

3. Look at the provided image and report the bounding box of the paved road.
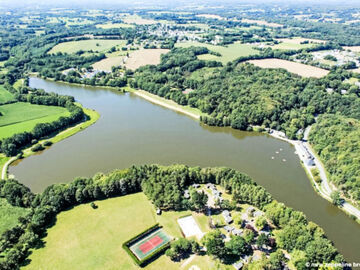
[303,126,360,219]
[270,126,360,220]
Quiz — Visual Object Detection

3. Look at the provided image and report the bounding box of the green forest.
[309,114,360,206]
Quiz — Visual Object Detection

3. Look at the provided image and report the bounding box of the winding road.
[269,126,360,220]
[303,126,360,220]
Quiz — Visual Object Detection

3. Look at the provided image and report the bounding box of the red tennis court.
[139,236,163,253]
[129,228,171,260]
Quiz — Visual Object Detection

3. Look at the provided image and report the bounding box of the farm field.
[344,46,360,52]
[124,49,169,70]
[248,58,330,78]
[270,37,325,50]
[176,42,258,63]
[22,193,211,270]
[241,18,283,28]
[0,85,15,103]
[0,102,70,139]
[48,39,127,54]
[92,56,125,72]
[96,23,134,29]
[0,198,31,236]
[122,15,157,25]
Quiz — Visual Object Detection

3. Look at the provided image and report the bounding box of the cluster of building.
[148,24,203,43]
[62,67,108,79]
[184,183,201,199]
[206,183,223,203]
[298,143,315,167]
[312,49,360,67]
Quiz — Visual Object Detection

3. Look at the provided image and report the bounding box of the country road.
[303,126,360,219]
[270,126,360,220]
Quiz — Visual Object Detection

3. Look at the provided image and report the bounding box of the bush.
[90,202,98,209]
[31,144,44,152]
[43,141,53,147]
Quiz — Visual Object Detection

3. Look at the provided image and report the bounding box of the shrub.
[31,144,44,152]
[43,141,53,147]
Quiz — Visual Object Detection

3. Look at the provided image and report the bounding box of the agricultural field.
[196,14,224,20]
[0,85,15,103]
[176,42,258,63]
[344,46,360,52]
[22,193,211,270]
[124,49,170,70]
[48,39,127,54]
[0,102,70,139]
[96,23,134,29]
[241,19,283,28]
[92,56,125,72]
[248,58,330,78]
[351,68,360,74]
[122,14,157,25]
[270,38,321,50]
[0,198,31,236]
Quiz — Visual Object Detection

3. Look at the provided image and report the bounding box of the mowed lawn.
[0,198,30,236]
[175,42,258,63]
[0,102,70,139]
[0,85,15,103]
[48,39,127,54]
[22,193,213,270]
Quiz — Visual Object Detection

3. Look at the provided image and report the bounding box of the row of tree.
[0,88,85,156]
[0,164,342,269]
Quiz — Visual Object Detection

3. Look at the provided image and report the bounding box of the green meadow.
[175,42,258,63]
[0,85,15,103]
[0,198,31,236]
[48,39,127,54]
[22,193,218,270]
[0,102,70,139]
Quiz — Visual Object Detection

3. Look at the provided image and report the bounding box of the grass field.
[0,85,15,103]
[175,42,258,63]
[22,193,181,270]
[344,46,360,52]
[22,193,215,270]
[48,39,127,54]
[0,102,70,139]
[92,56,125,72]
[0,198,30,236]
[248,58,330,78]
[125,49,170,70]
[96,23,134,29]
[271,42,315,50]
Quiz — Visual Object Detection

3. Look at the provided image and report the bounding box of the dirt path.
[1,157,17,180]
[181,254,196,268]
[132,90,200,120]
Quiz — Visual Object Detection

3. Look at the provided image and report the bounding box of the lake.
[10,77,360,263]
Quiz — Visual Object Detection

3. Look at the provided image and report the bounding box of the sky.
[0,0,359,8]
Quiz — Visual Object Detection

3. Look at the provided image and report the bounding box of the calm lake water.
[10,77,360,264]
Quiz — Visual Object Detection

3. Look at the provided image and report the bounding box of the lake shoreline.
[2,105,99,180]
[123,87,360,222]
